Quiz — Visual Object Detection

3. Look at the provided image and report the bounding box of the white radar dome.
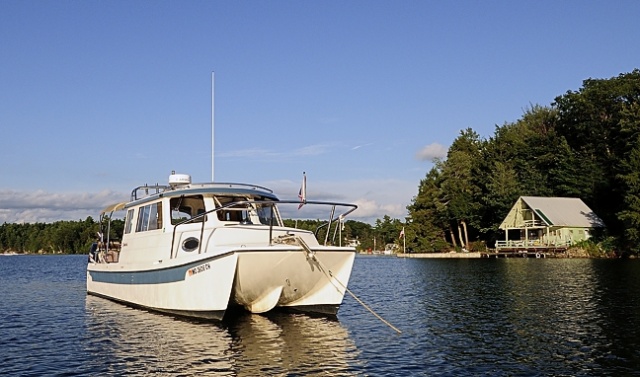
[169,173,192,187]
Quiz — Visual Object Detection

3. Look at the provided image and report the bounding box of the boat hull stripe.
[88,253,232,285]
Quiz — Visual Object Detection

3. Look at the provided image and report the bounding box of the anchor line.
[293,236,402,334]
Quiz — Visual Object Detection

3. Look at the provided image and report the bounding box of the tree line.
[0,216,383,254]
[0,218,99,254]
[405,69,640,255]
[0,218,125,254]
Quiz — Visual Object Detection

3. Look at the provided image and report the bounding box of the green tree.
[373,215,403,249]
[617,101,640,249]
[479,160,521,239]
[553,69,640,235]
[438,128,483,250]
[406,167,448,252]
[344,220,373,251]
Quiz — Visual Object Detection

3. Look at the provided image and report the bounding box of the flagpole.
[211,71,215,182]
[298,172,307,209]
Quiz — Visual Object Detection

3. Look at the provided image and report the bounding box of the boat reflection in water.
[229,311,362,376]
[84,295,362,376]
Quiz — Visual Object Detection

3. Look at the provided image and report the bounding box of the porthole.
[182,237,199,252]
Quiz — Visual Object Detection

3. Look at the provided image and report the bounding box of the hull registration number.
[187,263,211,277]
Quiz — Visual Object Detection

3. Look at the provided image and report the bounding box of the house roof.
[518,196,606,228]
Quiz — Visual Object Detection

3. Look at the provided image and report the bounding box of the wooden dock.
[488,246,569,258]
[397,252,482,259]
[482,251,552,258]
[398,248,569,259]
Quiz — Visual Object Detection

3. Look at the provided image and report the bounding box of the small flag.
[399,227,405,239]
[298,172,307,209]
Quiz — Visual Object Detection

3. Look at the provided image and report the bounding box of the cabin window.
[170,195,205,225]
[149,202,162,230]
[124,209,135,234]
[255,202,278,225]
[137,206,149,231]
[211,195,281,225]
[136,202,163,232]
[214,196,251,222]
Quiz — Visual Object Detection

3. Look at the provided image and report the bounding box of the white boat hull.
[87,253,238,320]
[87,248,355,320]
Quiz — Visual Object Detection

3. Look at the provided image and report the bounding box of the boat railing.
[131,182,274,202]
[170,199,358,259]
[130,184,171,201]
[188,182,274,193]
[279,199,358,244]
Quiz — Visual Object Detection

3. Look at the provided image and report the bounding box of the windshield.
[255,201,282,226]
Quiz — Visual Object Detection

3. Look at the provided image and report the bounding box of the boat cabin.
[93,174,356,265]
[95,176,285,264]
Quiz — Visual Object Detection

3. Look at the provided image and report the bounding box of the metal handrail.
[169,199,358,259]
[130,184,171,201]
[129,182,274,202]
[188,181,274,193]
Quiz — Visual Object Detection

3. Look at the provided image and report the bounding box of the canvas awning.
[101,202,128,214]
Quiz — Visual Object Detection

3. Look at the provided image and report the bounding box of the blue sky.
[1,1,639,224]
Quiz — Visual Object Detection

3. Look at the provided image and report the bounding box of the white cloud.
[347,197,408,220]
[264,178,417,223]
[292,143,333,156]
[0,189,127,223]
[351,142,374,151]
[415,143,447,162]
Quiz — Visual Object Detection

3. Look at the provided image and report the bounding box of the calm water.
[1,255,640,376]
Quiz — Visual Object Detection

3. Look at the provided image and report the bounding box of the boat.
[86,172,358,320]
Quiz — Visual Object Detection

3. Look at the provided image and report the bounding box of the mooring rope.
[291,235,402,334]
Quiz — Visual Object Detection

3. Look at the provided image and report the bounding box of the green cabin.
[496,196,606,250]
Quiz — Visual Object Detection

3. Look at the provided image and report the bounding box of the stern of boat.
[231,247,355,315]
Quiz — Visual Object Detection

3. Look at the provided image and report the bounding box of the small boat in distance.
[86,172,358,320]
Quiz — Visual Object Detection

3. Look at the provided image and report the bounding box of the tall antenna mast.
[211,71,215,181]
